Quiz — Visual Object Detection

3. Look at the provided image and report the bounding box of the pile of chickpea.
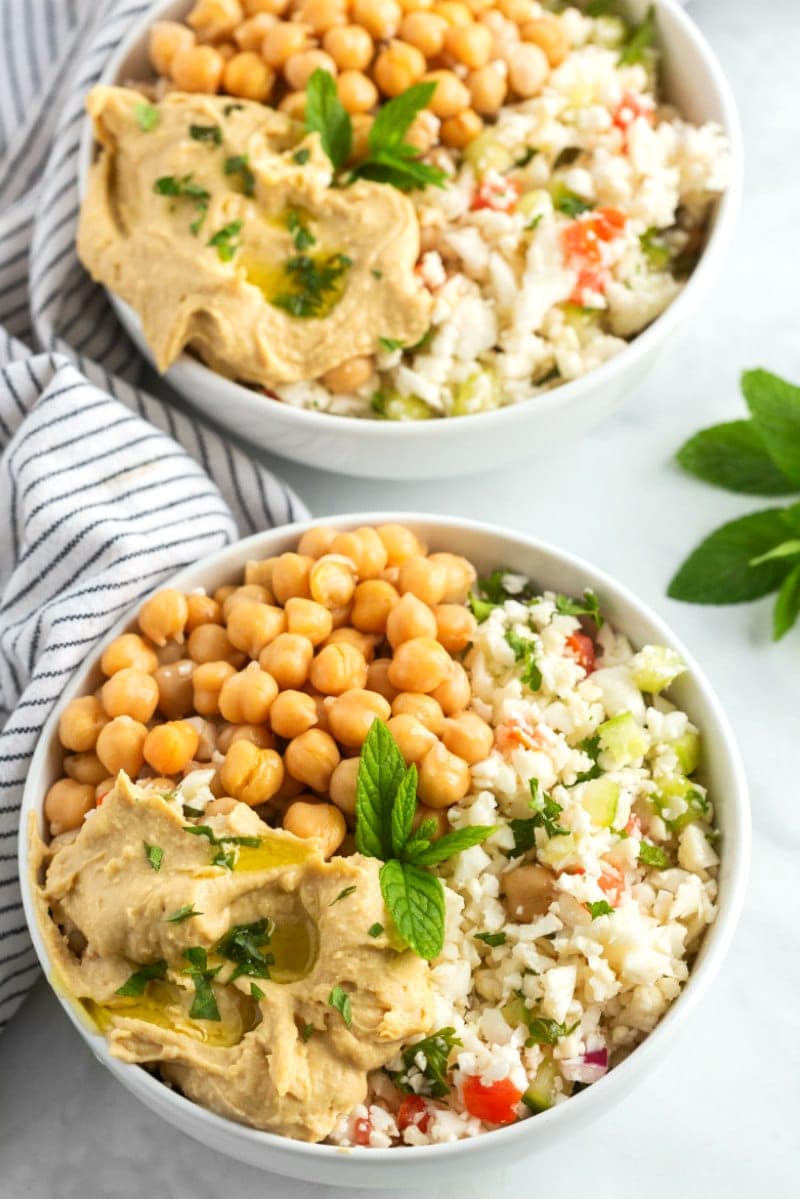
[45,524,497,861]
[149,0,569,152]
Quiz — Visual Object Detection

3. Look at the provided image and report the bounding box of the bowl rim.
[77,0,743,439]
[18,511,751,1170]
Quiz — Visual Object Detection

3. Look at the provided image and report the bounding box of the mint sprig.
[355,720,493,960]
[669,369,800,638]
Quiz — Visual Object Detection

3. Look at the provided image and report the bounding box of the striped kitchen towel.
[0,0,309,1030]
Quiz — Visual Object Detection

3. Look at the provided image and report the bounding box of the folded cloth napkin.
[0,0,309,1029]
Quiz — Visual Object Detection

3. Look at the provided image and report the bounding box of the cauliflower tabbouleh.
[127,1,730,418]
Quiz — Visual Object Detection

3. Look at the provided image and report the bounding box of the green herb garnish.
[551,182,592,217]
[143,841,163,871]
[305,69,352,169]
[371,268,383,280]
[587,900,614,919]
[301,1022,315,1041]
[514,147,538,168]
[387,1027,461,1098]
[328,984,353,1027]
[509,779,568,851]
[330,885,357,906]
[574,734,601,783]
[215,918,274,981]
[475,931,507,947]
[115,959,167,997]
[153,173,211,235]
[524,1016,577,1047]
[183,824,261,870]
[224,153,255,197]
[379,337,405,352]
[207,218,243,262]
[223,102,244,116]
[271,251,352,318]
[135,102,160,132]
[619,3,656,66]
[190,123,222,145]
[182,947,222,1021]
[166,904,202,923]
[287,208,316,251]
[355,721,493,960]
[250,982,265,1000]
[640,227,670,269]
[554,589,603,627]
[505,627,543,691]
[293,148,310,165]
[368,922,384,937]
[553,146,580,168]
[638,842,669,868]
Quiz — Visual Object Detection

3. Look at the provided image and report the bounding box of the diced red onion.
[561,1048,608,1084]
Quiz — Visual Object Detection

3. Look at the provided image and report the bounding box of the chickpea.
[329,756,360,820]
[440,108,482,147]
[214,584,237,606]
[59,696,107,752]
[95,777,115,803]
[309,554,357,608]
[323,24,374,70]
[222,585,271,622]
[100,633,157,677]
[328,688,391,747]
[323,354,374,393]
[398,554,448,605]
[242,558,275,593]
[503,864,555,922]
[298,0,347,34]
[422,68,470,117]
[188,622,238,665]
[391,691,445,735]
[259,633,314,689]
[187,0,244,41]
[284,597,332,647]
[400,0,434,10]
[417,741,471,807]
[284,727,340,792]
[387,713,437,764]
[521,14,568,66]
[138,589,188,648]
[186,593,223,631]
[433,604,476,654]
[445,21,491,66]
[506,41,548,98]
[330,528,388,581]
[388,636,451,693]
[261,21,307,68]
[330,602,354,629]
[101,668,159,723]
[205,795,237,816]
[243,0,290,11]
[227,602,286,659]
[464,0,494,12]
[278,90,307,119]
[150,22,195,76]
[270,553,313,604]
[234,12,276,49]
[170,43,225,91]
[374,40,426,97]
[96,716,148,778]
[412,802,449,838]
[284,49,337,91]
[467,61,507,114]
[216,722,276,753]
[223,51,275,99]
[192,660,235,715]
[399,11,447,56]
[386,591,437,648]
[366,658,398,702]
[431,659,470,715]
[442,711,492,764]
[219,664,278,723]
[153,659,195,719]
[376,525,425,568]
[297,525,338,559]
[269,689,318,739]
[63,752,108,787]
[336,69,379,113]
[186,715,218,760]
[427,552,476,605]
[220,739,284,806]
[283,800,346,858]
[498,0,534,21]
[45,779,95,836]
[351,580,399,635]
[143,721,200,776]
[324,626,377,662]
[310,642,368,695]
[312,694,332,734]
[351,0,402,40]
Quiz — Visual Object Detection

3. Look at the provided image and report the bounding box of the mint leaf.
[587,900,613,919]
[667,507,800,603]
[143,841,163,871]
[638,842,669,868]
[742,369,800,485]
[349,83,447,193]
[391,764,418,858]
[379,859,445,960]
[369,82,435,150]
[387,1026,461,1098]
[305,69,351,170]
[356,719,407,859]
[115,959,167,997]
[408,825,494,867]
[135,102,160,132]
[773,562,800,640]
[554,589,603,627]
[750,538,800,566]
[475,931,506,946]
[619,3,656,65]
[677,420,799,496]
[166,904,202,923]
[328,984,353,1027]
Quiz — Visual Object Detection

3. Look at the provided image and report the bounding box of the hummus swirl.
[77,86,432,388]
[36,776,435,1142]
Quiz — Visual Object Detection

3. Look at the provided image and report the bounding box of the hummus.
[77,87,432,388]
[35,776,435,1142]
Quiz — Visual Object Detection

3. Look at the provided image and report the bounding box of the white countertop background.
[2,1,798,1194]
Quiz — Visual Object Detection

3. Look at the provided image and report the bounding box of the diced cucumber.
[501,995,529,1030]
[669,730,701,776]
[462,130,515,176]
[598,711,648,768]
[517,189,552,224]
[580,777,619,828]
[654,776,709,831]
[630,645,686,693]
[522,1052,558,1113]
[451,367,502,416]
[538,833,576,869]
[371,390,435,421]
[560,302,602,330]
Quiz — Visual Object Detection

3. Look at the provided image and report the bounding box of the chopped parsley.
[328,984,352,1028]
[524,1016,577,1047]
[250,982,265,1001]
[474,931,506,947]
[371,268,383,280]
[287,208,316,251]
[553,146,581,168]
[115,959,167,997]
[379,337,405,352]
[153,174,211,235]
[183,824,261,870]
[223,102,244,116]
[551,182,593,217]
[215,918,274,982]
[513,146,538,168]
[207,218,243,262]
[587,900,614,919]
[166,904,202,923]
[134,102,159,132]
[386,1027,461,1098]
[368,922,384,937]
[189,123,222,145]
[300,1022,315,1041]
[619,3,656,66]
[525,213,544,232]
[143,841,163,871]
[554,588,603,627]
[638,841,669,868]
[329,885,357,906]
[181,947,222,1021]
[224,153,255,197]
[509,779,568,852]
[640,227,670,269]
[574,734,602,783]
[505,627,543,691]
[292,148,310,165]
[271,252,352,319]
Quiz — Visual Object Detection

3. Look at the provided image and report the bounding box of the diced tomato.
[494,717,542,753]
[565,631,596,674]
[397,1095,431,1134]
[471,173,521,213]
[462,1076,522,1125]
[561,219,603,265]
[625,813,642,837]
[593,206,626,240]
[613,91,655,132]
[598,862,625,903]
[353,1116,372,1146]
[568,265,605,305]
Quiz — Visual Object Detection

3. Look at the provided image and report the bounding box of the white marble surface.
[3,2,799,1195]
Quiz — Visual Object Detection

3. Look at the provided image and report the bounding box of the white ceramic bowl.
[77,0,742,480]
[19,514,749,1188]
